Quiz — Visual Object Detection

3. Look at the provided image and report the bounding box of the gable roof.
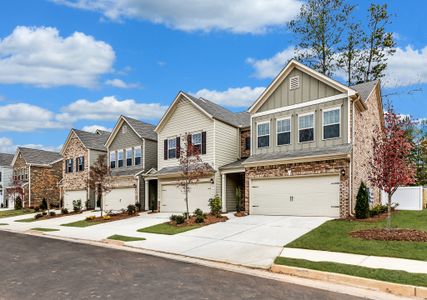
[105,115,157,148]
[0,153,14,167]
[155,91,250,132]
[248,59,357,113]
[14,147,62,166]
[350,80,379,102]
[73,129,110,152]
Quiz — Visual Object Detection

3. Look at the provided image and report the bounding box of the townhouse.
[61,128,110,210]
[0,153,14,208]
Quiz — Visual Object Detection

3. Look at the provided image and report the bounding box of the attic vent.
[289,76,300,90]
[122,125,127,134]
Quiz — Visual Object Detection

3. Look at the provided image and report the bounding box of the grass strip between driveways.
[15,218,37,223]
[107,235,146,242]
[138,222,201,235]
[0,209,34,219]
[30,228,60,232]
[275,257,427,288]
[0,223,8,225]
[286,210,427,261]
[61,220,102,228]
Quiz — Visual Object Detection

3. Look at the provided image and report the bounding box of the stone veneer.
[240,128,250,158]
[62,132,89,192]
[245,159,350,218]
[29,161,62,208]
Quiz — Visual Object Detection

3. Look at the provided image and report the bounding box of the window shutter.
[65,160,67,173]
[82,156,85,169]
[164,139,168,160]
[176,137,181,158]
[202,131,206,154]
[71,158,73,173]
[76,158,79,172]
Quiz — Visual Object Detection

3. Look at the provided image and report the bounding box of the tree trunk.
[99,184,103,217]
[387,193,392,229]
[185,182,189,220]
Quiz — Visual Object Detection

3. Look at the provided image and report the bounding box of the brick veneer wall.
[62,133,89,192]
[240,129,250,158]
[30,160,62,208]
[11,154,29,206]
[245,159,350,218]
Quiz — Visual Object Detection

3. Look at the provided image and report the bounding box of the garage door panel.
[64,190,87,210]
[161,182,212,213]
[251,176,340,217]
[104,188,135,211]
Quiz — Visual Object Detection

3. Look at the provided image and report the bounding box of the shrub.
[193,208,203,217]
[34,213,44,219]
[96,198,101,208]
[34,206,40,212]
[49,211,56,217]
[175,214,186,224]
[170,214,179,222]
[14,196,22,210]
[40,199,48,210]
[86,215,96,221]
[135,202,142,212]
[61,208,69,215]
[235,186,242,213]
[72,200,82,213]
[369,204,388,217]
[208,195,222,217]
[355,182,369,219]
[42,211,48,216]
[195,215,204,223]
[102,215,111,220]
[127,205,137,215]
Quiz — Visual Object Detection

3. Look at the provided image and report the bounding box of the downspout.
[349,99,357,217]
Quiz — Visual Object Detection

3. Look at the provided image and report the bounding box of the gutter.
[242,152,351,167]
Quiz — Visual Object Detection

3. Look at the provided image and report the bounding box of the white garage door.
[160,182,212,213]
[64,190,87,210]
[104,188,136,211]
[250,175,340,217]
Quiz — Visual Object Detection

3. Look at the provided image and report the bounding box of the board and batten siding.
[144,139,158,170]
[258,68,341,112]
[110,122,142,152]
[252,97,348,155]
[158,97,214,169]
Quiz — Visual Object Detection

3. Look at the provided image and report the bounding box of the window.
[118,150,124,168]
[122,125,127,134]
[257,122,270,148]
[134,146,142,165]
[168,138,176,159]
[323,108,340,139]
[298,113,314,142]
[66,158,73,173]
[192,132,202,154]
[245,137,250,150]
[277,118,291,145]
[77,156,84,172]
[110,152,116,169]
[126,148,133,166]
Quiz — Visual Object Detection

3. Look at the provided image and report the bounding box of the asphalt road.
[0,231,364,300]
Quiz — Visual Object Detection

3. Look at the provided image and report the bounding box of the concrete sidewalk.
[280,247,427,274]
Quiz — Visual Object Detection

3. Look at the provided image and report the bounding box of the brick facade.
[29,161,62,208]
[240,128,250,158]
[62,132,89,192]
[245,159,350,218]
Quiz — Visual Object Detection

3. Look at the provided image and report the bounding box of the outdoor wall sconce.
[210,178,214,184]
[340,169,346,176]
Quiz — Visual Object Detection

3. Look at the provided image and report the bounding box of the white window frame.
[109,151,116,169]
[322,106,341,140]
[276,117,292,146]
[134,146,142,165]
[298,112,315,143]
[126,147,133,166]
[167,137,177,159]
[117,149,124,168]
[191,132,202,147]
[256,121,270,148]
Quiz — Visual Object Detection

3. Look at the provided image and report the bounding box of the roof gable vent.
[289,76,300,90]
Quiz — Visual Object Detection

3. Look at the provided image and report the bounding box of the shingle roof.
[351,80,379,102]
[0,153,14,166]
[244,144,352,165]
[18,147,62,165]
[73,129,110,152]
[219,159,247,170]
[183,92,250,128]
[154,163,215,176]
[111,168,143,177]
[123,116,157,141]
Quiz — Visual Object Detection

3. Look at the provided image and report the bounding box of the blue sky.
[0,0,426,153]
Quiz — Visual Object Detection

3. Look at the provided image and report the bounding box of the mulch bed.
[88,212,140,224]
[347,211,398,222]
[34,211,82,221]
[171,214,228,227]
[234,212,247,217]
[350,228,427,242]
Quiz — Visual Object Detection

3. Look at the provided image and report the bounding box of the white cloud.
[0,103,67,132]
[57,96,168,123]
[193,86,265,108]
[246,46,296,79]
[53,0,302,34]
[0,137,61,154]
[105,78,140,89]
[81,125,112,133]
[0,26,115,87]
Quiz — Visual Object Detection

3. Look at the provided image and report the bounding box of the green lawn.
[15,217,37,223]
[275,257,427,287]
[30,228,60,232]
[107,235,146,242]
[138,222,201,235]
[0,223,8,225]
[0,209,34,219]
[61,220,101,227]
[287,210,427,261]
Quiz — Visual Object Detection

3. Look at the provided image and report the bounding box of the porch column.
[221,173,226,213]
[144,179,149,211]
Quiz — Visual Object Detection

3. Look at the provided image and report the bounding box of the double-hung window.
[257,122,270,148]
[191,132,202,154]
[118,150,124,168]
[298,113,315,142]
[110,152,116,169]
[126,148,133,166]
[66,158,73,173]
[277,118,291,145]
[134,146,142,165]
[168,138,177,159]
[323,108,340,139]
[77,156,84,172]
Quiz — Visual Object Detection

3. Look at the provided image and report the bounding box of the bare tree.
[87,154,112,217]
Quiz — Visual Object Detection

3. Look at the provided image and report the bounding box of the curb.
[271,264,427,298]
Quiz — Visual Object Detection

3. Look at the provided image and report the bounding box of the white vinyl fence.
[381,186,424,211]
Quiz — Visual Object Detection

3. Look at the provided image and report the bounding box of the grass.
[138,222,201,235]
[0,223,8,225]
[0,209,34,219]
[30,227,60,232]
[275,257,427,288]
[107,235,146,242]
[287,210,427,261]
[61,220,101,227]
[15,217,37,223]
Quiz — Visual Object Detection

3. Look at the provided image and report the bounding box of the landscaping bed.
[350,228,427,242]
[62,212,139,227]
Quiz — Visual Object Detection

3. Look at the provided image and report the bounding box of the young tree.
[41,170,59,214]
[355,182,369,219]
[87,154,112,217]
[370,108,416,228]
[360,4,396,82]
[288,0,354,76]
[177,133,211,220]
